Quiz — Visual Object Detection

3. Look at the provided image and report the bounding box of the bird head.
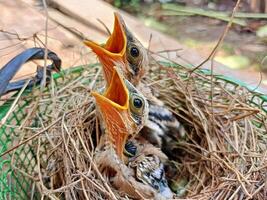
[84,12,148,86]
[92,67,148,160]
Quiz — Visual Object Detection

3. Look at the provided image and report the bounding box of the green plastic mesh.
[0,65,85,200]
[0,63,266,199]
[0,99,37,200]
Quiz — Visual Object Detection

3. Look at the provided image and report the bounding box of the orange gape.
[105,13,126,54]
[104,67,128,107]
[95,99,128,160]
[91,68,130,160]
[84,13,127,85]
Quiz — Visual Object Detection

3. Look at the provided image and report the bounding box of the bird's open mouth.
[104,13,126,55]
[91,67,129,160]
[84,13,126,56]
[84,13,127,84]
[92,67,129,110]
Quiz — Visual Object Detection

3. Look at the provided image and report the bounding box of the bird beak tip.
[92,68,129,111]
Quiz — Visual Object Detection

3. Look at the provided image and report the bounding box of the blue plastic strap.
[0,47,61,96]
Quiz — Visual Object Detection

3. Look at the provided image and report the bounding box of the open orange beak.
[84,13,127,85]
[92,67,130,160]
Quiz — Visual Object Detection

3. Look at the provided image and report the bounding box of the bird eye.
[130,46,139,57]
[127,44,143,75]
[124,141,137,157]
[133,98,143,109]
[130,94,144,114]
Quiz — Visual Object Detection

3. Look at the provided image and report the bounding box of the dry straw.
[2,0,266,199]
[3,53,266,199]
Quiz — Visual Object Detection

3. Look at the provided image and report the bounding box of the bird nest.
[4,58,267,199]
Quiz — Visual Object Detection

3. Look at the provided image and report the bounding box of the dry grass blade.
[2,56,266,199]
[1,1,266,196]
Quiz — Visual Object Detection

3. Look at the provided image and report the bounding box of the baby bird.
[92,66,148,160]
[85,13,186,153]
[92,67,173,199]
[84,12,147,86]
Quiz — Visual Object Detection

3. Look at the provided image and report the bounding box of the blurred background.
[1,0,267,90]
[106,0,267,75]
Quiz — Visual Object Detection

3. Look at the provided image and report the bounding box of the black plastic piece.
[0,47,61,96]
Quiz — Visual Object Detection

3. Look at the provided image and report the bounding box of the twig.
[0,79,30,126]
[76,131,118,200]
[97,18,111,35]
[190,0,242,73]
[0,117,61,158]
[41,0,49,88]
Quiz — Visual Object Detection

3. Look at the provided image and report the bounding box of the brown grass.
[1,53,266,199]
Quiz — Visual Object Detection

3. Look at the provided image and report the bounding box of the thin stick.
[76,131,118,200]
[81,179,90,200]
[97,18,111,35]
[190,0,242,73]
[41,0,49,88]
[0,79,30,126]
[78,171,110,197]
[0,117,61,158]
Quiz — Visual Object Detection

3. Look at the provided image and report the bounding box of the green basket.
[0,62,266,199]
[0,64,87,200]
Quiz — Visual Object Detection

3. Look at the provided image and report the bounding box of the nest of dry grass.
[5,57,267,199]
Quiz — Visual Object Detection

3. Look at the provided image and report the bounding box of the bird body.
[92,66,148,160]
[86,12,188,198]
[142,103,186,148]
[92,67,173,198]
[95,136,173,199]
[127,138,173,198]
[85,12,186,154]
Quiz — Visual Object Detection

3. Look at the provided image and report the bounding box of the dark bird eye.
[130,94,145,115]
[124,141,137,157]
[130,47,139,57]
[133,98,143,108]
